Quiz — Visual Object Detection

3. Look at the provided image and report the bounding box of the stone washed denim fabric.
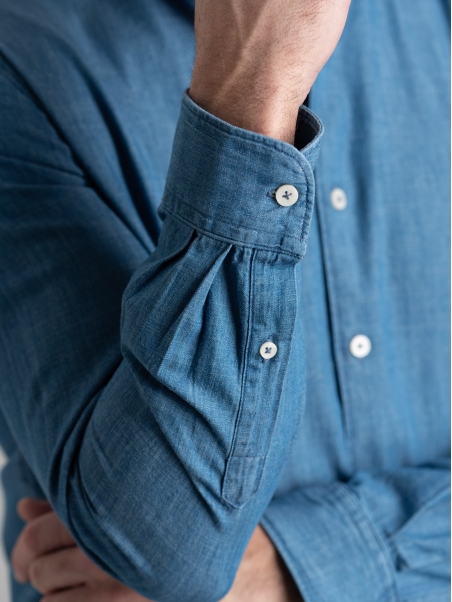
[0,1,450,601]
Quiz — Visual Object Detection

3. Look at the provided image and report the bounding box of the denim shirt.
[0,1,450,601]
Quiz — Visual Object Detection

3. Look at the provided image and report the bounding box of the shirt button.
[259,341,278,359]
[349,334,372,358]
[275,185,299,207]
[330,187,347,210]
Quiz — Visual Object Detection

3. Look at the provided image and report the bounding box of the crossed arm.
[2,1,350,600]
[2,3,450,601]
[12,498,301,602]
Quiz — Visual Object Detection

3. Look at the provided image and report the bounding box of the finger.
[42,583,152,602]
[12,510,75,583]
[29,546,104,594]
[17,498,52,522]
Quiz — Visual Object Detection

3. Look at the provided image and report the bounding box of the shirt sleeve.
[0,62,323,602]
[262,458,450,602]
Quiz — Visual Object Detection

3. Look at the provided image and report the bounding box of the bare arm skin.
[190,0,351,143]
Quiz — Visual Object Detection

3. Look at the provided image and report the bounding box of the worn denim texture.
[0,0,450,601]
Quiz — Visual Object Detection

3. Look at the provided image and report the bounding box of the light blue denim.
[0,1,450,601]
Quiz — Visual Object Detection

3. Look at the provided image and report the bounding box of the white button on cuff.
[349,334,371,358]
[330,188,347,211]
[275,185,299,207]
[259,341,278,359]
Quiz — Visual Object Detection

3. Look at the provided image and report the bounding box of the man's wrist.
[221,525,302,601]
[189,73,308,144]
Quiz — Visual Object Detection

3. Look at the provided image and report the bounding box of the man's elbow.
[132,547,235,602]
[67,498,237,602]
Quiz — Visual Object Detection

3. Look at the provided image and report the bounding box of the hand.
[221,525,302,602]
[11,498,151,602]
[190,0,351,143]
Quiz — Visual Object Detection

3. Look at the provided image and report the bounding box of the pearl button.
[259,341,277,359]
[330,188,347,211]
[349,335,371,358]
[275,185,299,207]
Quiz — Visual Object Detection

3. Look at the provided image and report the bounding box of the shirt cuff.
[261,483,400,602]
[160,91,323,258]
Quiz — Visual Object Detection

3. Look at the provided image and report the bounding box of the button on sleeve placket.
[259,341,278,359]
[275,184,299,207]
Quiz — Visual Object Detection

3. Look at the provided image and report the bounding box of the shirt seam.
[262,483,400,602]
[222,250,255,471]
[337,482,400,600]
[161,203,304,259]
[162,189,306,245]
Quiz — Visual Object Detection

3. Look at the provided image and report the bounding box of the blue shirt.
[0,1,450,601]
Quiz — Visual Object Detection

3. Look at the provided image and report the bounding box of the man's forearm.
[1,3,349,600]
[190,0,351,143]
